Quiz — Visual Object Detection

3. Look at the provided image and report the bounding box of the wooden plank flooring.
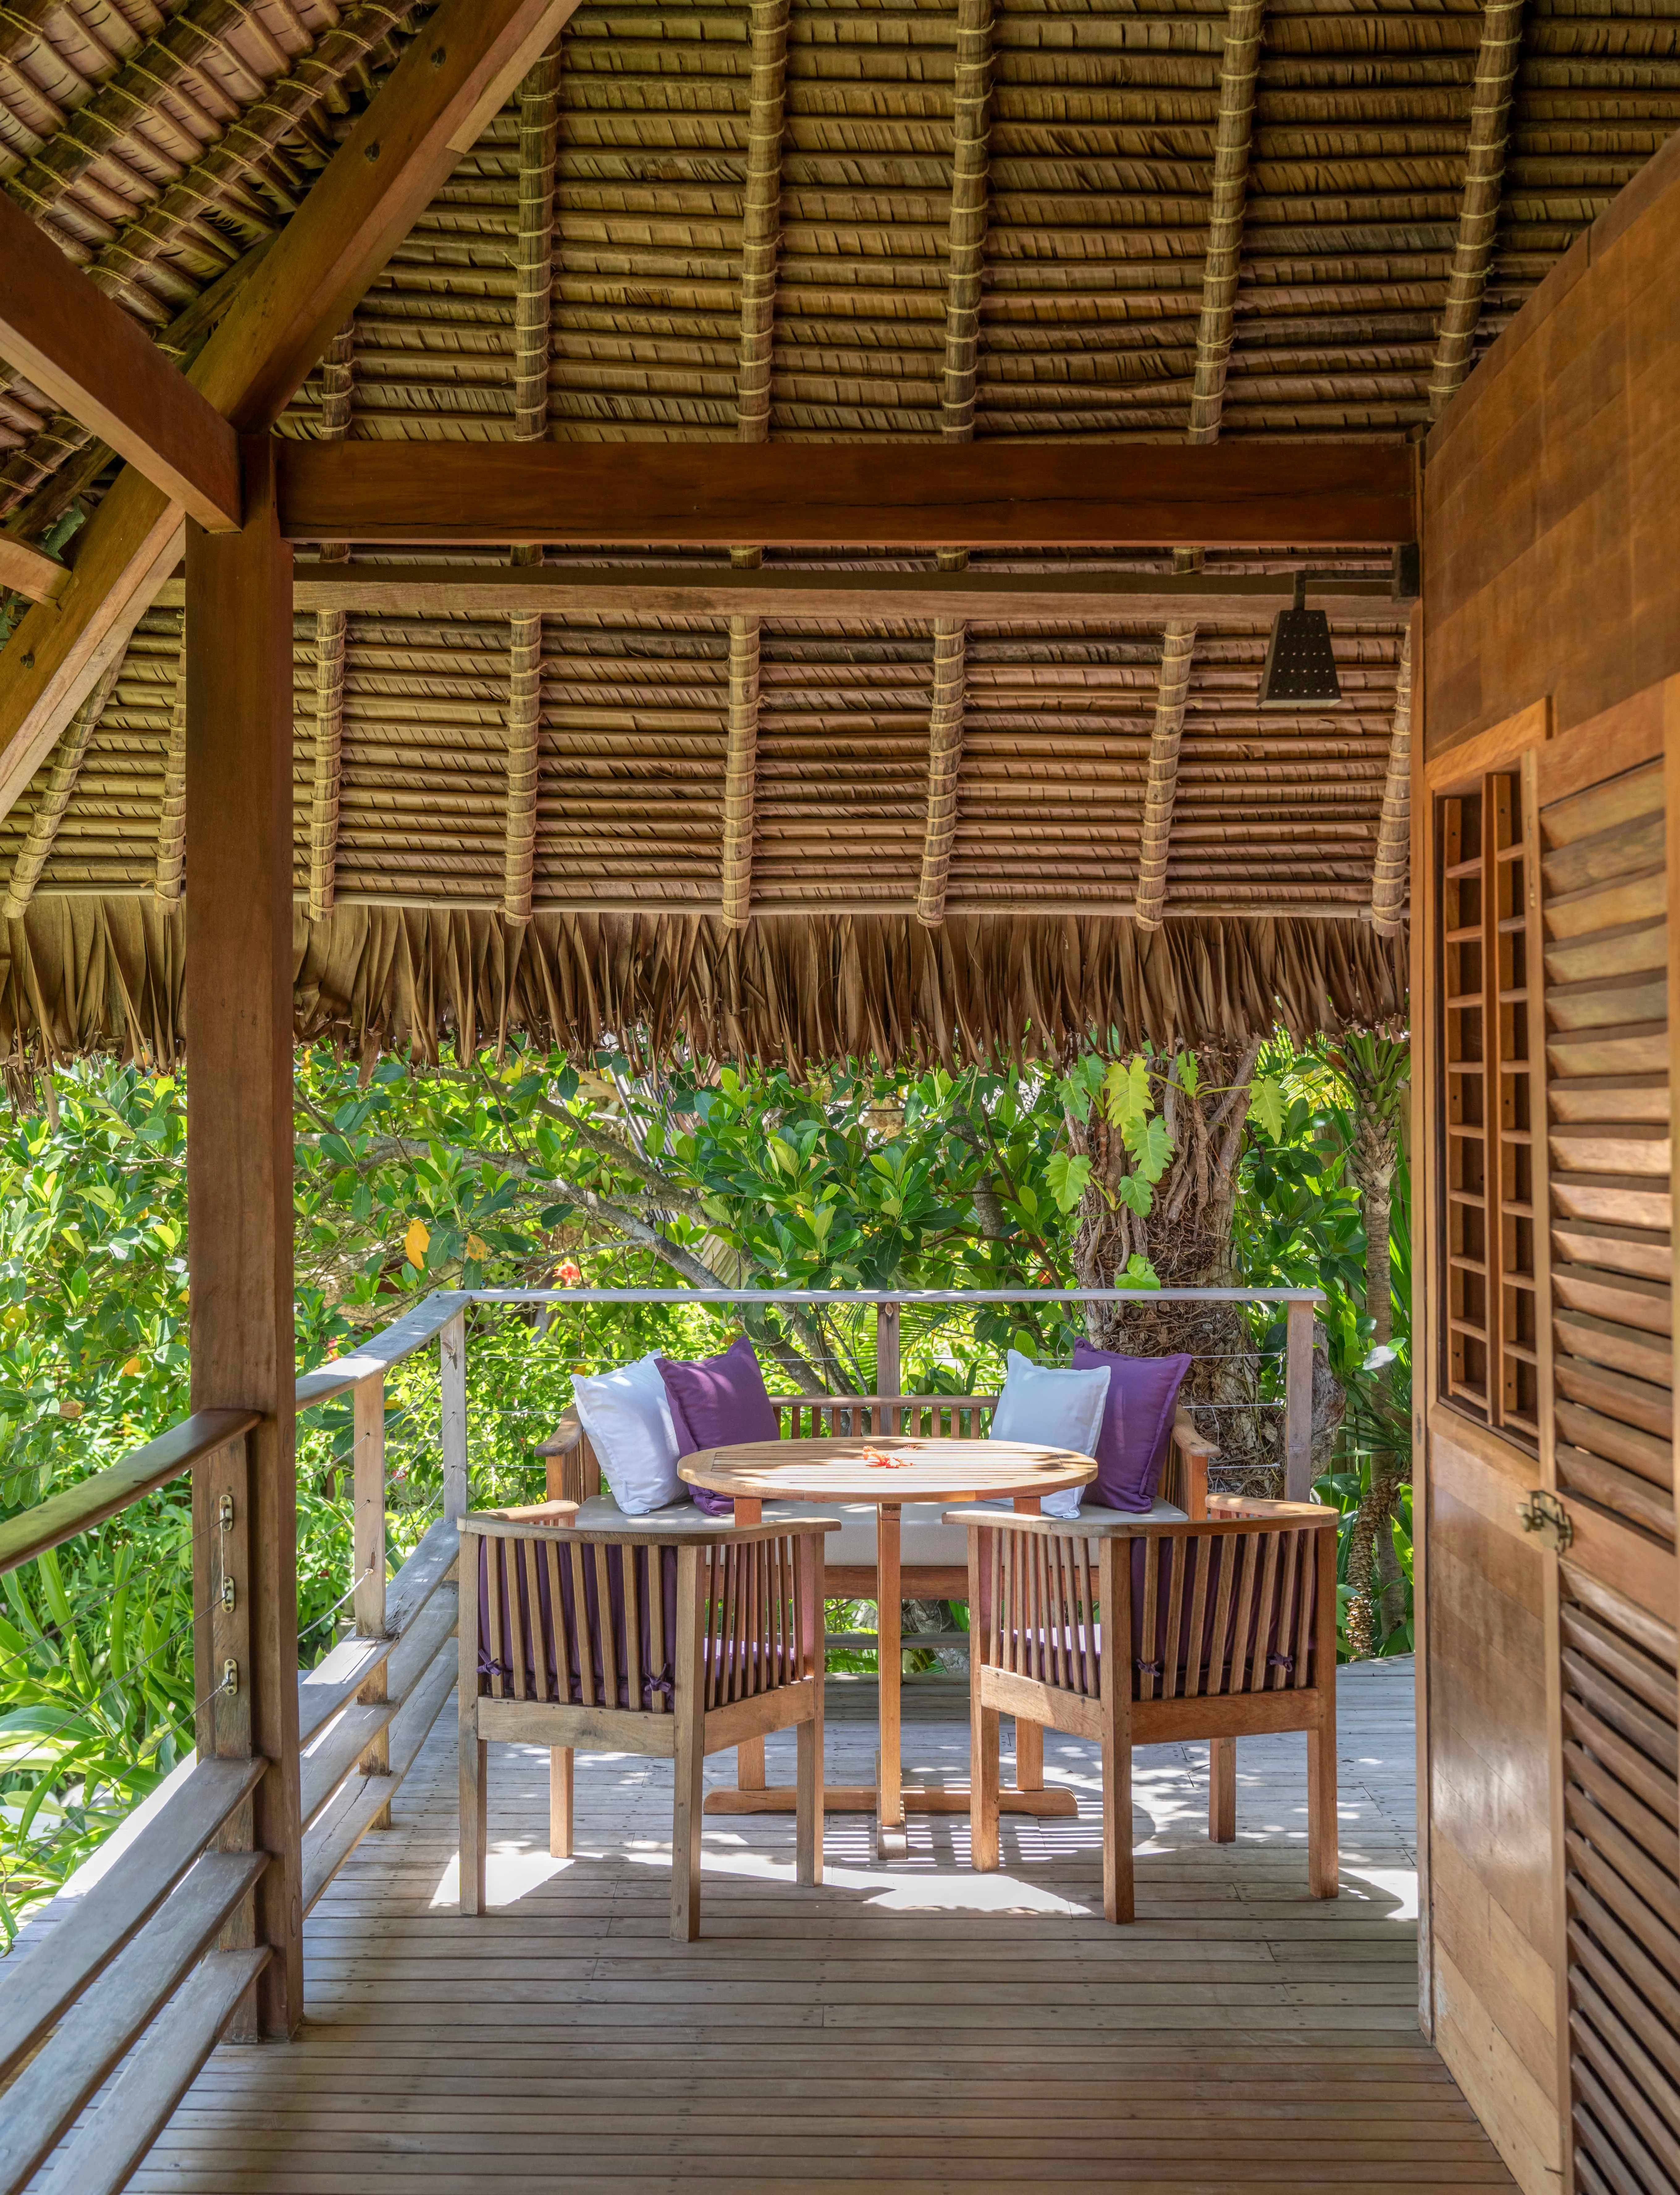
[127,1657,1514,2192]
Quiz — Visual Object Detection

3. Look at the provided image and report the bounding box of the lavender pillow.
[657,1337,779,1518]
[1072,1340,1192,1511]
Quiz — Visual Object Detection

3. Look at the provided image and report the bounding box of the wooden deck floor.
[131,1657,1515,2193]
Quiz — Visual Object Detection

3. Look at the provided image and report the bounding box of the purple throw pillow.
[657,1337,779,1518]
[1072,1340,1192,1511]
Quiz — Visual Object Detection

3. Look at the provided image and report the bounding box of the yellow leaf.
[58,1398,83,1419]
[403,1218,431,1268]
[465,1234,490,1260]
[120,1356,142,1377]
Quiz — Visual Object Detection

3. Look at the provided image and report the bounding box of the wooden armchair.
[539,1392,1217,1602]
[457,1500,833,1940]
[949,1495,1340,1923]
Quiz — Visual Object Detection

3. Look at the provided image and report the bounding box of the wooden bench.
[538,1391,1216,1603]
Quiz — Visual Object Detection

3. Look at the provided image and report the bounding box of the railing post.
[1284,1296,1315,1501]
[185,433,302,2040]
[353,1373,391,1828]
[440,1309,468,1521]
[874,1298,901,1435]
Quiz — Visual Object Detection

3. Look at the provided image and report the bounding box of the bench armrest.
[535,1412,600,1505]
[1163,1407,1215,1521]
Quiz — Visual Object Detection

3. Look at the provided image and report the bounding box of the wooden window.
[1436,768,1541,1445]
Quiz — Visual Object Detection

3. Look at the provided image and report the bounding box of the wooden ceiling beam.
[0,534,68,605]
[721,617,760,929]
[261,565,1406,623]
[1429,0,1525,417]
[273,441,1416,548]
[916,614,967,927]
[1187,0,1265,446]
[1369,625,1413,934]
[0,0,585,820]
[0,186,242,531]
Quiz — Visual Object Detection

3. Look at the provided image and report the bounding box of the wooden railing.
[0,1280,1321,2195]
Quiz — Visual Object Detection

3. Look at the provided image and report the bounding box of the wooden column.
[185,432,302,2040]
[353,1374,391,1830]
[1283,1297,1314,1501]
[440,1309,469,1520]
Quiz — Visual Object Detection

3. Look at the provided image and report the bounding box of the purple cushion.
[657,1338,778,1518]
[1072,1341,1192,1511]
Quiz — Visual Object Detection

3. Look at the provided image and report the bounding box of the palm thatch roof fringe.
[1429,0,1526,418]
[1370,629,1413,937]
[0,902,1407,1071]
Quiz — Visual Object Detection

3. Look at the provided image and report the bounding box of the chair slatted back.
[473,1520,813,1715]
[773,1394,997,1441]
[980,1510,1332,1705]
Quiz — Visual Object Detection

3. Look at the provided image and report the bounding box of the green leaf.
[1045,1151,1093,1215]
[1172,1049,1198,1099]
[1248,1074,1286,1141]
[1122,1112,1174,1185]
[1101,1054,1152,1129]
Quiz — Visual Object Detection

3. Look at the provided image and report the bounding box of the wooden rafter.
[276,443,1414,549]
[0,0,586,820]
[308,323,356,922]
[154,615,187,905]
[1,656,125,919]
[0,534,66,604]
[719,0,789,925]
[721,615,760,929]
[1369,626,1413,935]
[259,566,1404,622]
[1429,0,1525,416]
[0,188,241,530]
[737,0,790,446]
[940,0,996,441]
[504,43,562,925]
[1186,0,1265,446]
[916,0,996,927]
[1133,621,1197,931]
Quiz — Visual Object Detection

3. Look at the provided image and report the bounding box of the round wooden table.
[680,1436,1095,1856]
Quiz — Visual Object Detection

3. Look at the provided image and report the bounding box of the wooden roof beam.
[1369,626,1413,935]
[1429,0,1525,418]
[0,190,241,531]
[1186,0,1265,447]
[0,0,585,820]
[1133,622,1197,931]
[0,534,68,605]
[272,441,1416,548]
[228,565,1407,621]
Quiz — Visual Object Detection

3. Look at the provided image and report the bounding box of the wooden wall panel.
[1424,130,1680,758]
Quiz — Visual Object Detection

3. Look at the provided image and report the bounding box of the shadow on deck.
[130,1657,1513,2193]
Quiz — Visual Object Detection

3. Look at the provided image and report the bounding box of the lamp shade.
[1258,573,1343,709]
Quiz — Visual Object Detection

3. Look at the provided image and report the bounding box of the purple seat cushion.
[1072,1340,1192,1511]
[657,1337,779,1517]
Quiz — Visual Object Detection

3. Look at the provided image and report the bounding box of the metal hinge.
[1518,1488,1573,1555]
[218,1492,234,1532]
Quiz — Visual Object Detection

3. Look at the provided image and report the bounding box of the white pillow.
[569,1351,684,1515]
[989,1349,1109,1519]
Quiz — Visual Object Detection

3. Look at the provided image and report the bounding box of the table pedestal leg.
[875,1502,907,1858]
[731,1496,766,1793]
[1011,1490,1044,1792]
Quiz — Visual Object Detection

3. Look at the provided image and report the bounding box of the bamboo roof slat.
[307,319,354,922]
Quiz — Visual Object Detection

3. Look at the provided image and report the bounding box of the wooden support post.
[353,1374,391,1830]
[185,432,302,2040]
[1284,1297,1315,1501]
[874,1299,901,1431]
[440,1310,469,1521]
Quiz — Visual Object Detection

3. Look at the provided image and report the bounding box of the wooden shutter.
[1532,686,1678,2195]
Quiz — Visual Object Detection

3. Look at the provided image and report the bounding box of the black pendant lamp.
[1258,571,1343,710]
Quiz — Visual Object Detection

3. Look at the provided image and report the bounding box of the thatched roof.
[0,0,1672,1058]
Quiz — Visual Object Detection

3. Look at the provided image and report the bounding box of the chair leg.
[970,1695,1000,1872]
[1209,1736,1236,1843]
[549,1746,573,1860]
[796,1711,822,1887]
[1307,1723,1339,1898]
[1101,1716,1134,1924]
[459,1714,488,1917]
[671,1687,706,1943]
